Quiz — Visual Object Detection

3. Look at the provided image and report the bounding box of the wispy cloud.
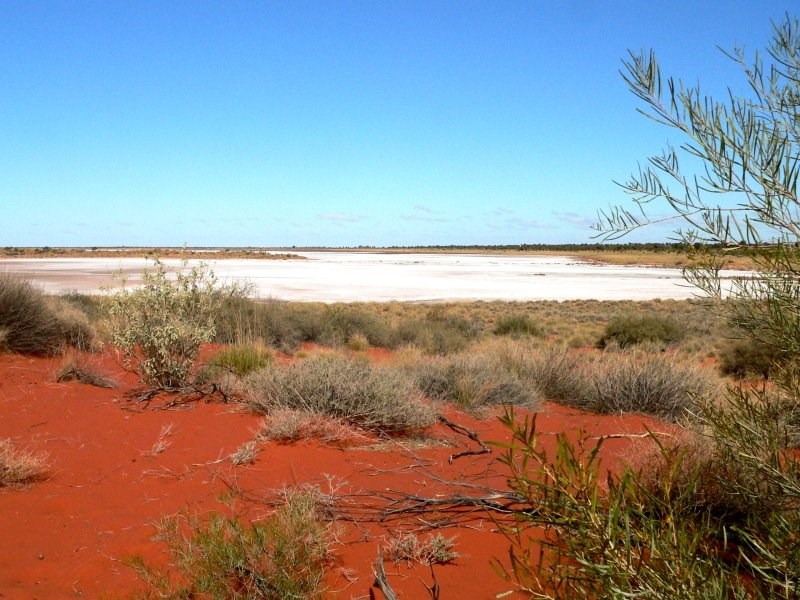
[553,211,595,228]
[413,204,433,213]
[319,212,367,223]
[401,205,449,223]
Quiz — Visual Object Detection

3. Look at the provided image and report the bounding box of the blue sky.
[1,1,795,247]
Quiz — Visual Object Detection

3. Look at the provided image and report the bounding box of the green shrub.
[391,311,482,355]
[244,354,434,434]
[214,298,320,353]
[597,314,685,349]
[105,260,245,388]
[493,313,543,338]
[719,339,784,380]
[0,273,93,355]
[129,489,333,599]
[317,305,392,348]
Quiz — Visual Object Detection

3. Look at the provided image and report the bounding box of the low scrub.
[0,273,94,355]
[0,439,48,487]
[582,353,717,420]
[129,489,333,599]
[244,354,435,434]
[493,313,542,338]
[597,314,685,349]
[206,342,274,377]
[403,351,540,411]
[719,339,784,380]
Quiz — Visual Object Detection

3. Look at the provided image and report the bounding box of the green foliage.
[206,343,274,377]
[597,314,685,349]
[0,273,93,355]
[244,354,435,434]
[493,313,543,338]
[105,260,245,388]
[129,490,332,599]
[719,339,785,380]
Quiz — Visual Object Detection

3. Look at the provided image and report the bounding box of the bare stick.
[373,547,399,600]
[436,414,491,463]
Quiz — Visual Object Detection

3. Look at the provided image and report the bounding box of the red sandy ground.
[0,347,671,599]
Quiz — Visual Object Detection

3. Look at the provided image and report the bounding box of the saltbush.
[105,260,245,388]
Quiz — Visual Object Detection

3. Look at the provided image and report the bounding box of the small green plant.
[0,439,48,487]
[493,313,542,338]
[596,314,685,349]
[129,489,333,599]
[105,260,245,388]
[205,342,274,378]
[244,354,435,434]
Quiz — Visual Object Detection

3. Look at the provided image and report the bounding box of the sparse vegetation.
[0,439,48,487]
[0,273,94,355]
[493,313,542,338]
[596,314,685,349]
[55,351,117,388]
[244,354,435,434]
[385,532,459,565]
[129,489,333,600]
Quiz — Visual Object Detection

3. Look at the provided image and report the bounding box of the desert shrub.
[129,489,332,599]
[345,332,370,351]
[404,352,539,411]
[0,273,93,355]
[0,439,48,486]
[105,260,246,388]
[205,342,274,377]
[391,311,482,355]
[581,353,717,421]
[719,339,784,380]
[596,314,685,349]
[493,313,543,338]
[258,409,362,444]
[525,345,591,403]
[215,298,320,353]
[244,354,434,434]
[317,305,392,348]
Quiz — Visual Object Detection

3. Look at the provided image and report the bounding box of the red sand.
[0,348,670,599]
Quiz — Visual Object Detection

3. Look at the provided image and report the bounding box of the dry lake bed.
[0,252,748,302]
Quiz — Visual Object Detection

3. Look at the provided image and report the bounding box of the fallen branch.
[436,414,490,463]
[372,547,399,600]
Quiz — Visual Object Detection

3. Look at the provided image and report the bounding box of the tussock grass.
[597,314,686,350]
[493,313,542,338]
[399,348,540,411]
[0,439,48,487]
[244,354,435,434]
[55,352,117,388]
[0,273,94,355]
[129,489,334,599]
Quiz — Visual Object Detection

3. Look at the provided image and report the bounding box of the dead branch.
[436,414,491,463]
[372,547,399,600]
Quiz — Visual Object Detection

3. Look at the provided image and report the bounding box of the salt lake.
[0,252,745,302]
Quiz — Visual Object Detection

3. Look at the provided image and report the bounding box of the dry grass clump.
[244,354,435,434]
[385,532,459,565]
[399,348,540,411]
[0,273,94,355]
[0,439,48,487]
[257,409,366,444]
[129,489,334,599]
[493,313,543,338]
[55,351,117,388]
[582,353,719,420]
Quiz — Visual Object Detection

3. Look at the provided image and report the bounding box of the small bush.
[0,439,48,487]
[318,305,392,348]
[583,353,718,420]
[524,345,591,403]
[244,354,435,434]
[345,332,370,352]
[105,260,246,388]
[129,490,332,599]
[493,313,542,338]
[0,273,93,355]
[404,352,539,411]
[597,314,685,349]
[719,339,784,379]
